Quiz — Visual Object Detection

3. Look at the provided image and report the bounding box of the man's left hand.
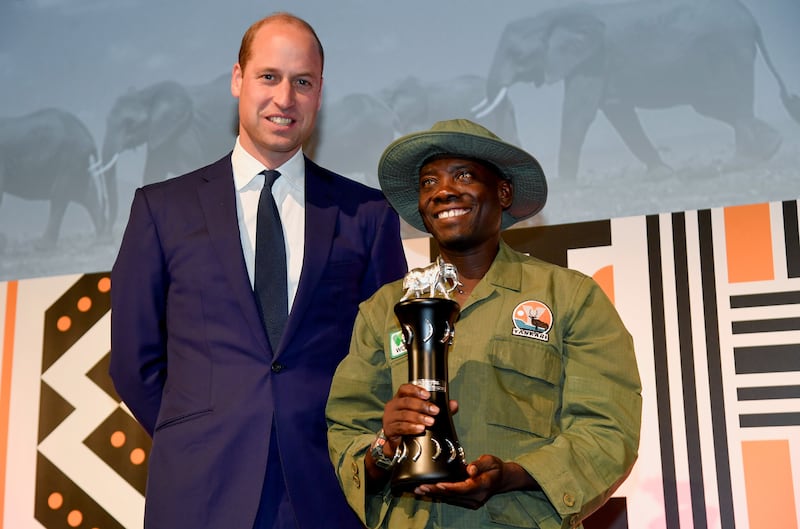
[412,455,539,509]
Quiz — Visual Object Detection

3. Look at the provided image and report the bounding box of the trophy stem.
[391,298,467,494]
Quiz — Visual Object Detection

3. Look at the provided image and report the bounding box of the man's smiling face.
[417,156,512,251]
[231,18,323,168]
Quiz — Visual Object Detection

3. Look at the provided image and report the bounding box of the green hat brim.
[378,125,547,233]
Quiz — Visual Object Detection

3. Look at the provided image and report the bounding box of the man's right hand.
[382,383,440,446]
[365,383,458,485]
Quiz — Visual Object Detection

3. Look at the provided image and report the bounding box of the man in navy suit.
[109,12,407,529]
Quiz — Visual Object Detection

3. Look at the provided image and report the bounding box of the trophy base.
[390,466,469,495]
[390,430,468,495]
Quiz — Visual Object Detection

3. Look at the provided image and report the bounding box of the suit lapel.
[197,156,270,353]
[281,158,338,345]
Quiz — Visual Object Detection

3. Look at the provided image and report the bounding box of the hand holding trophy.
[391,256,468,494]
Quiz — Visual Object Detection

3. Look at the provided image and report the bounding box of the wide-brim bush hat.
[378,118,547,232]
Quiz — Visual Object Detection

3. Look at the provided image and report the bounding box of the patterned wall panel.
[1,274,150,528]
[631,202,800,529]
[1,200,798,528]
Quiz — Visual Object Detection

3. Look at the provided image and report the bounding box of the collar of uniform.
[454,240,523,313]
[481,240,524,293]
[231,137,306,192]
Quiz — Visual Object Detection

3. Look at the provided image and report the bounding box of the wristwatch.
[369,429,397,470]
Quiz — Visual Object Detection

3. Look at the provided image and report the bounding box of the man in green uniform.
[326,119,642,529]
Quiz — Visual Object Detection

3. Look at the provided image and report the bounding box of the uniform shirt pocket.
[487,337,562,438]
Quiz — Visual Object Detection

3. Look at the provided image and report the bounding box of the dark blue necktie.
[254,170,287,351]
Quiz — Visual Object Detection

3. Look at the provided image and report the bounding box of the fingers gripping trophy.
[391,256,468,493]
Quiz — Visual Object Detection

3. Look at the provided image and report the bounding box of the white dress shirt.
[232,138,306,311]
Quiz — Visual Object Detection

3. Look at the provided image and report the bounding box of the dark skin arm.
[366,383,541,506]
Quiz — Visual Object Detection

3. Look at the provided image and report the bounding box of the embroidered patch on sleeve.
[389,330,407,359]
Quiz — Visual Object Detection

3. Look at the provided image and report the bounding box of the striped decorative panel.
[1,201,798,528]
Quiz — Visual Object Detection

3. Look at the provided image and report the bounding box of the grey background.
[1,0,798,280]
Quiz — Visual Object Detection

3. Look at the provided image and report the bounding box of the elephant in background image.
[473,0,800,181]
[99,73,238,228]
[305,93,399,188]
[306,75,521,190]
[383,74,520,145]
[0,108,109,248]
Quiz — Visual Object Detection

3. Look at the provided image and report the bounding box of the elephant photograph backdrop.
[1,0,799,281]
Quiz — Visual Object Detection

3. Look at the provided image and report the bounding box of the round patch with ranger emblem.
[512,300,553,341]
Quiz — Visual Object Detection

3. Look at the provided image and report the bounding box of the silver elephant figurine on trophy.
[391,256,468,494]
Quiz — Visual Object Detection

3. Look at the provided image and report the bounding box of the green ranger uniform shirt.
[326,241,642,529]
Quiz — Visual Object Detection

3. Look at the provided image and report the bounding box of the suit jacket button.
[271,362,284,373]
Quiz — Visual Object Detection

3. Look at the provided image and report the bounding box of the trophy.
[391,256,468,494]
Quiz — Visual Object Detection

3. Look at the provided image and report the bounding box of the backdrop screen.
[1,0,798,280]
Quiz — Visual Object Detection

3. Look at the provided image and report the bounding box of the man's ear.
[231,63,242,97]
[499,180,513,209]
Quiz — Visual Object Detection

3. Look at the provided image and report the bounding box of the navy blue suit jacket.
[110,155,407,529]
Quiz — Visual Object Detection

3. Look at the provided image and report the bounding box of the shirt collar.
[231,137,305,191]
[480,240,524,293]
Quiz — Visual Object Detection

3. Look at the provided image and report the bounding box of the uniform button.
[351,461,359,476]
[570,514,580,527]
[563,493,575,507]
[353,474,361,489]
[271,362,284,373]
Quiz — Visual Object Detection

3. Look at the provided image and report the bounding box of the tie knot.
[262,169,281,189]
